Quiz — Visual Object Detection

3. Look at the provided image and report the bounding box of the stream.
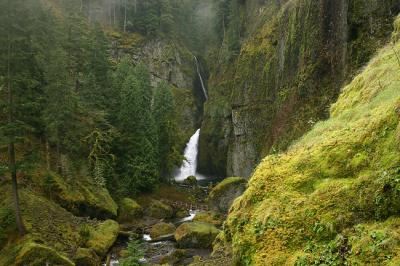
[105,129,215,265]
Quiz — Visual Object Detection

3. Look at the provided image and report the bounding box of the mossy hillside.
[201,0,399,178]
[0,183,119,263]
[223,19,400,265]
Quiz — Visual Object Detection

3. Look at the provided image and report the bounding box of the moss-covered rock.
[223,19,400,265]
[149,222,176,239]
[12,240,74,266]
[183,175,198,186]
[193,211,224,227]
[146,199,173,219]
[87,220,119,257]
[74,248,100,266]
[174,222,220,249]
[117,198,142,223]
[175,208,189,219]
[44,173,118,219]
[207,177,247,213]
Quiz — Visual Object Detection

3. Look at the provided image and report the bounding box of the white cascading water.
[194,56,208,101]
[174,129,205,181]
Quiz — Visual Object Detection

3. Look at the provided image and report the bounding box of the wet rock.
[150,222,176,239]
[117,198,143,223]
[175,208,189,218]
[174,222,220,249]
[207,177,247,213]
[74,248,100,266]
[146,199,173,219]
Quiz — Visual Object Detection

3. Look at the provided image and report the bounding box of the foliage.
[119,240,144,266]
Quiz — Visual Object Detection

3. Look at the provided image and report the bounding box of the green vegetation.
[119,240,144,266]
[222,16,400,265]
[175,222,221,249]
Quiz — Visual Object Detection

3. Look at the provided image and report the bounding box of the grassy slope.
[223,16,400,265]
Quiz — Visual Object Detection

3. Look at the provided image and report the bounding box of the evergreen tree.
[153,82,181,178]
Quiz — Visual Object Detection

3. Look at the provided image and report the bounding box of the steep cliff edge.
[199,0,400,178]
[109,32,203,145]
[221,15,400,265]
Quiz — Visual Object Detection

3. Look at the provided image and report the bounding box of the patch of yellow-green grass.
[224,18,400,266]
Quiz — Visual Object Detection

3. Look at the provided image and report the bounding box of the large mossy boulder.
[47,173,118,219]
[207,177,247,213]
[150,222,176,239]
[117,198,143,223]
[146,199,173,219]
[174,222,220,248]
[14,241,74,266]
[74,248,100,266]
[87,220,119,257]
[183,175,197,186]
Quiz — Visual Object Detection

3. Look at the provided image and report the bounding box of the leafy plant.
[119,240,144,266]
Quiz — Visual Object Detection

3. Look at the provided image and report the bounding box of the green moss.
[145,199,173,219]
[223,18,400,265]
[86,220,119,257]
[193,212,224,227]
[149,222,176,239]
[117,198,142,223]
[74,248,100,266]
[175,222,220,249]
[207,177,247,213]
[45,173,117,219]
[11,239,74,266]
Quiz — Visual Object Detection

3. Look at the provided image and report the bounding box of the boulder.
[193,211,223,227]
[150,222,176,239]
[207,177,247,213]
[146,199,173,219]
[184,175,197,186]
[175,208,189,218]
[117,198,143,223]
[87,220,119,257]
[74,248,100,266]
[174,222,220,249]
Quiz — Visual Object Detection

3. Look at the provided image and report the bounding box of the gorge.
[1,0,400,266]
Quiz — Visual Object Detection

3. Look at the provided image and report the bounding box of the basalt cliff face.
[198,0,400,178]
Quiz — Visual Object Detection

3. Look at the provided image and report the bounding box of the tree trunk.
[124,0,127,33]
[46,139,51,171]
[7,39,26,236]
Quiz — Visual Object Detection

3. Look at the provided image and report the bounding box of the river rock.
[193,211,223,227]
[207,177,247,213]
[184,175,198,186]
[174,222,220,249]
[146,199,173,219]
[150,222,176,239]
[87,220,119,257]
[74,248,100,266]
[117,198,143,222]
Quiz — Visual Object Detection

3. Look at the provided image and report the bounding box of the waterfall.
[174,129,204,181]
[194,56,208,101]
